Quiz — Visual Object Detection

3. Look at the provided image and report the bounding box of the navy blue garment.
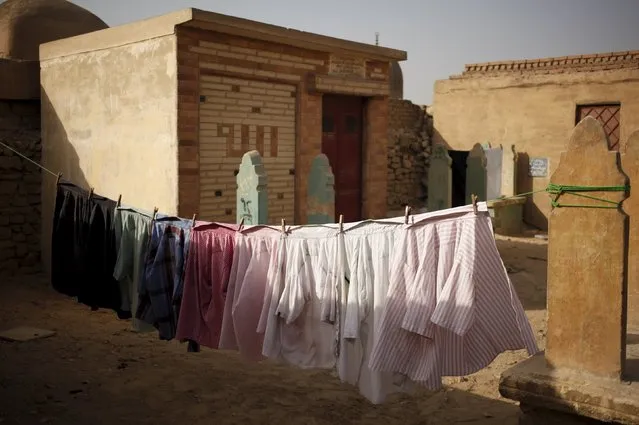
[136,217,192,340]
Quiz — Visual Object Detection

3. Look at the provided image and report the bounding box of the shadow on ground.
[0,275,525,425]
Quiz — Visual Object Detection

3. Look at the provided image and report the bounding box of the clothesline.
[0,141,495,230]
[1,139,629,214]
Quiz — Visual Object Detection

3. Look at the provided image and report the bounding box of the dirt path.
[0,236,548,425]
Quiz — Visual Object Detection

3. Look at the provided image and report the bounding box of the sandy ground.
[0,234,548,425]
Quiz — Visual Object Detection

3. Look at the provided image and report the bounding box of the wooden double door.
[321,95,364,223]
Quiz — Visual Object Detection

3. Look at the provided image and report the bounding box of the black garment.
[51,181,124,314]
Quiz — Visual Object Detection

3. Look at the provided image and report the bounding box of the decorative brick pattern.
[198,74,296,223]
[177,27,395,224]
[462,50,639,77]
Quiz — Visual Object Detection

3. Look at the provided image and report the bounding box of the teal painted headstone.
[427,144,452,212]
[466,143,488,204]
[307,154,335,224]
[236,150,268,225]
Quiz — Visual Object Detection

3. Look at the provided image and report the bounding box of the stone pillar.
[236,150,268,225]
[307,154,335,224]
[499,117,638,424]
[427,144,452,212]
[622,130,639,333]
[502,144,518,198]
[465,143,487,204]
[484,145,503,200]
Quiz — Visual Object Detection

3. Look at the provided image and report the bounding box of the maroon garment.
[176,223,237,349]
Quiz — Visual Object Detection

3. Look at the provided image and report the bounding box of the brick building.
[39,8,406,271]
[432,50,639,229]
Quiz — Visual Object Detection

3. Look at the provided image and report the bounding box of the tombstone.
[307,154,335,224]
[623,130,639,333]
[427,144,452,212]
[499,117,638,424]
[501,144,518,197]
[236,150,268,225]
[465,143,487,204]
[484,145,503,200]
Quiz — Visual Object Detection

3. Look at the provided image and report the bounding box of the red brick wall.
[363,97,389,219]
[176,27,201,218]
[176,26,391,223]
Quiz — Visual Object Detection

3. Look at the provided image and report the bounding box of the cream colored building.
[432,51,639,229]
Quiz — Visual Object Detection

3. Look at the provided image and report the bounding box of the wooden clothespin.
[404,205,412,224]
[281,218,286,234]
[88,187,94,200]
[191,213,197,227]
[116,194,122,207]
[152,207,159,221]
[338,214,344,233]
[55,172,62,186]
[471,194,478,214]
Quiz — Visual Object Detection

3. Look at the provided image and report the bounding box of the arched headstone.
[501,144,518,197]
[427,145,452,212]
[236,150,268,225]
[307,154,335,224]
[545,116,628,377]
[499,117,636,424]
[465,143,487,204]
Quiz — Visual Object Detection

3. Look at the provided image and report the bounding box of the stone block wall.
[387,99,432,212]
[0,100,42,276]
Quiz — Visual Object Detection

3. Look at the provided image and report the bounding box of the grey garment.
[484,147,503,201]
[113,206,156,333]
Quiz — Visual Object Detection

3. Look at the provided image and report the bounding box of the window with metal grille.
[575,103,621,151]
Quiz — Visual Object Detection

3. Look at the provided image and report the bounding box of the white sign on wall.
[529,157,549,177]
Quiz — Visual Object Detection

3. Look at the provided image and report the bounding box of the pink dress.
[218,226,280,361]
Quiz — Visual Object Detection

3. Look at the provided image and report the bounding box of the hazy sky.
[36,1,639,104]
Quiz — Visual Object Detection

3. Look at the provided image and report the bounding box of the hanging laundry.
[113,206,158,333]
[175,222,236,349]
[136,217,192,340]
[368,204,539,390]
[218,225,280,361]
[51,181,123,315]
[338,220,415,404]
[259,226,338,370]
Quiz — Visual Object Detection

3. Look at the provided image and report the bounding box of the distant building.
[433,50,639,229]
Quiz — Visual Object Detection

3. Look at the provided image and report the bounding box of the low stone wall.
[0,100,42,275]
[387,99,432,211]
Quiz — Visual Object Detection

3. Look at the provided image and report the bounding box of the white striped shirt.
[368,205,539,389]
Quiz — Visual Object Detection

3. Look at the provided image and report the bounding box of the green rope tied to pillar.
[545,183,629,209]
